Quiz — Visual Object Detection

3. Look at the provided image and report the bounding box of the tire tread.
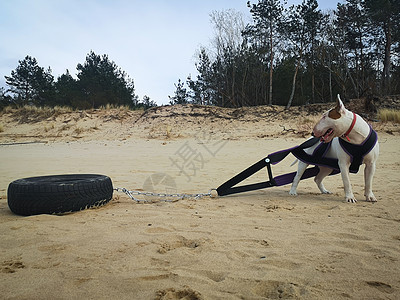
[7,174,113,216]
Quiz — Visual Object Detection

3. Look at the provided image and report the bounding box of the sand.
[0,104,399,299]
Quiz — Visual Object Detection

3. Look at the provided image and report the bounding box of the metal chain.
[114,187,216,203]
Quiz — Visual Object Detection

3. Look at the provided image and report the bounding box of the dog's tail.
[290,159,298,167]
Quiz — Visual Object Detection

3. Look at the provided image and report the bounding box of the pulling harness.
[216,125,378,197]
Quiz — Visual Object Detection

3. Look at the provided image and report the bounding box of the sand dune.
[1,103,399,299]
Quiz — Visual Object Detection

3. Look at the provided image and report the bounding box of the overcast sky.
[0,0,339,105]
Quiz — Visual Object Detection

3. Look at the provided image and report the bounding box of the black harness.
[339,127,378,173]
[216,128,378,197]
[292,126,378,173]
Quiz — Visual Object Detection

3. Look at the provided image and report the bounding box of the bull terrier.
[289,95,379,203]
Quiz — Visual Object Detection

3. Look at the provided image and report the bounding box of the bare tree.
[209,9,246,58]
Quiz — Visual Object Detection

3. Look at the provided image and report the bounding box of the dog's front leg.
[289,161,308,196]
[338,161,357,203]
[364,162,377,202]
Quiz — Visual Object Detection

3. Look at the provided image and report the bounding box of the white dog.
[289,95,379,203]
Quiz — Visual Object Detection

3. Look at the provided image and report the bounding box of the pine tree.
[5,56,54,105]
[169,79,189,105]
[76,51,138,108]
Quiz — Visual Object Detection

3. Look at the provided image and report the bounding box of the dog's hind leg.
[364,162,377,202]
[289,161,309,196]
[314,166,333,194]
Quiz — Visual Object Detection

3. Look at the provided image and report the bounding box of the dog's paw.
[346,197,357,203]
[320,189,332,194]
[365,194,377,202]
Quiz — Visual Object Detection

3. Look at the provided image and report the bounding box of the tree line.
[170,0,400,108]
[0,51,156,109]
[2,0,399,110]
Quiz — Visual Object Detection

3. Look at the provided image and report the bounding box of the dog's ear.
[328,95,345,119]
[336,94,345,114]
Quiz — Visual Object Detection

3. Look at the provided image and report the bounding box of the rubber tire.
[7,174,113,216]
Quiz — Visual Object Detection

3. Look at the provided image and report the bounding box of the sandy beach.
[1,104,399,299]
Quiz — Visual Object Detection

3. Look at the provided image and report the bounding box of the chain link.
[114,187,216,203]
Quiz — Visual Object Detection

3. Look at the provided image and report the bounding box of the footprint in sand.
[157,236,201,254]
[1,259,25,273]
[155,286,202,300]
[252,280,309,299]
[366,281,394,294]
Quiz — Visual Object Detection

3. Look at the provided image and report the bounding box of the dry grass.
[73,127,84,135]
[59,124,72,132]
[99,104,131,112]
[43,123,55,132]
[1,105,138,124]
[296,116,320,136]
[1,106,14,114]
[0,124,4,133]
[378,109,400,123]
[2,105,73,123]
[166,125,172,139]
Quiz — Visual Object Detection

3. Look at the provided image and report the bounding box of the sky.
[0,0,339,105]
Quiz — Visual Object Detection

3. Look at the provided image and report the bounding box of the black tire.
[7,174,113,216]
